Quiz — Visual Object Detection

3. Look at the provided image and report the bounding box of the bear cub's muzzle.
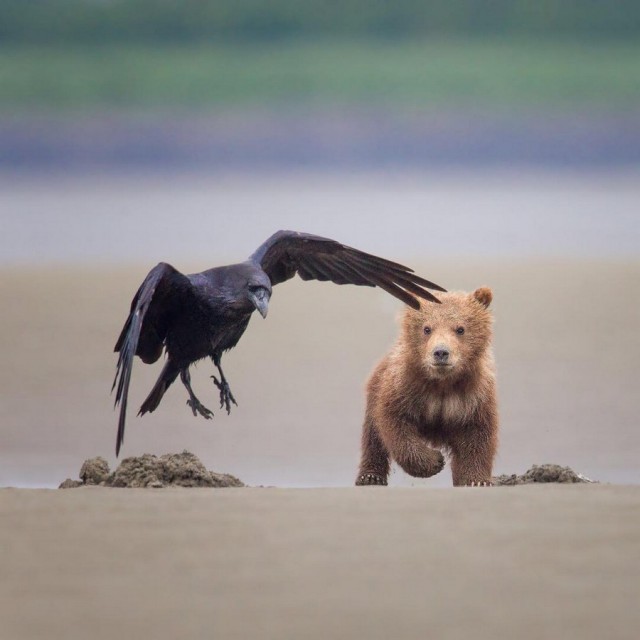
[429,342,456,371]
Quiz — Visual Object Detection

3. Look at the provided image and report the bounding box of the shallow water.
[1,170,639,487]
[2,169,639,266]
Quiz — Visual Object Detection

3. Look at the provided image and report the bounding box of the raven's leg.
[139,361,180,417]
[211,354,237,414]
[180,368,214,419]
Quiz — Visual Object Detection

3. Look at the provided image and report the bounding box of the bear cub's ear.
[472,287,493,308]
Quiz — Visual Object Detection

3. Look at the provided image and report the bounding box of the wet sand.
[1,485,638,640]
[1,259,639,488]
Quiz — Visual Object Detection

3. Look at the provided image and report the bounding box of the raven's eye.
[423,326,431,335]
[456,327,465,335]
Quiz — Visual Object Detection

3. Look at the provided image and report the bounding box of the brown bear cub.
[356,287,498,487]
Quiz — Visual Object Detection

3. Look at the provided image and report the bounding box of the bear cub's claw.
[356,473,388,486]
[466,481,493,487]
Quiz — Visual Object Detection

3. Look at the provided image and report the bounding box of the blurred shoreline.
[2,108,640,171]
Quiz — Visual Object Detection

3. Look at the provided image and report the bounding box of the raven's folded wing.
[250,230,446,308]
[112,262,196,456]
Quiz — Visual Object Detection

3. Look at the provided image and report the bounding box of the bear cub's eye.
[456,327,465,335]
[423,326,431,335]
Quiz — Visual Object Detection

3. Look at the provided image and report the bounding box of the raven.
[113,230,445,456]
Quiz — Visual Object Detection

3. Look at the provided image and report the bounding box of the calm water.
[2,169,639,266]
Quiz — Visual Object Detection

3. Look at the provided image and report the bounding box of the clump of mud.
[493,464,597,486]
[80,457,110,485]
[59,451,244,489]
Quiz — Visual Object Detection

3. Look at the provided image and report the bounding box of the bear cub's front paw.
[401,449,445,479]
[356,473,388,486]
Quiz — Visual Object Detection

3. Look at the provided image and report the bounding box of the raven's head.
[247,276,272,319]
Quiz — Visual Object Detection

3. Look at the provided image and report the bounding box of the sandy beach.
[2,170,639,488]
[2,257,639,488]
[1,171,638,639]
[2,484,639,640]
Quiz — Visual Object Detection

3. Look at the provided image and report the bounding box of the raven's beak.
[249,290,270,319]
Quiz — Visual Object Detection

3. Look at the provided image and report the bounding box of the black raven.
[112,230,445,455]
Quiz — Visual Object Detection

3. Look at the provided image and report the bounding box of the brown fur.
[356,287,498,487]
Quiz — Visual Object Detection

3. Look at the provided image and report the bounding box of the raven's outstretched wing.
[250,230,446,308]
[112,262,197,456]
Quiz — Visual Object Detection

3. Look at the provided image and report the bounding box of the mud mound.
[493,464,597,486]
[59,451,244,489]
[80,457,110,485]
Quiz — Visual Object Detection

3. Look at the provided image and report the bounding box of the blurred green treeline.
[1,1,639,111]
[1,0,638,44]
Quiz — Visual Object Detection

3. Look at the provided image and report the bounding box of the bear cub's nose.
[433,346,450,363]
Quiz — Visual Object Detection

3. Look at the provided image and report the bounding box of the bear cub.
[356,287,498,487]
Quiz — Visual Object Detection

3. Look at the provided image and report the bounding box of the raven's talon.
[211,376,238,415]
[186,398,214,420]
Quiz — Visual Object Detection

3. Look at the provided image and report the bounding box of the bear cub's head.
[401,287,494,381]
